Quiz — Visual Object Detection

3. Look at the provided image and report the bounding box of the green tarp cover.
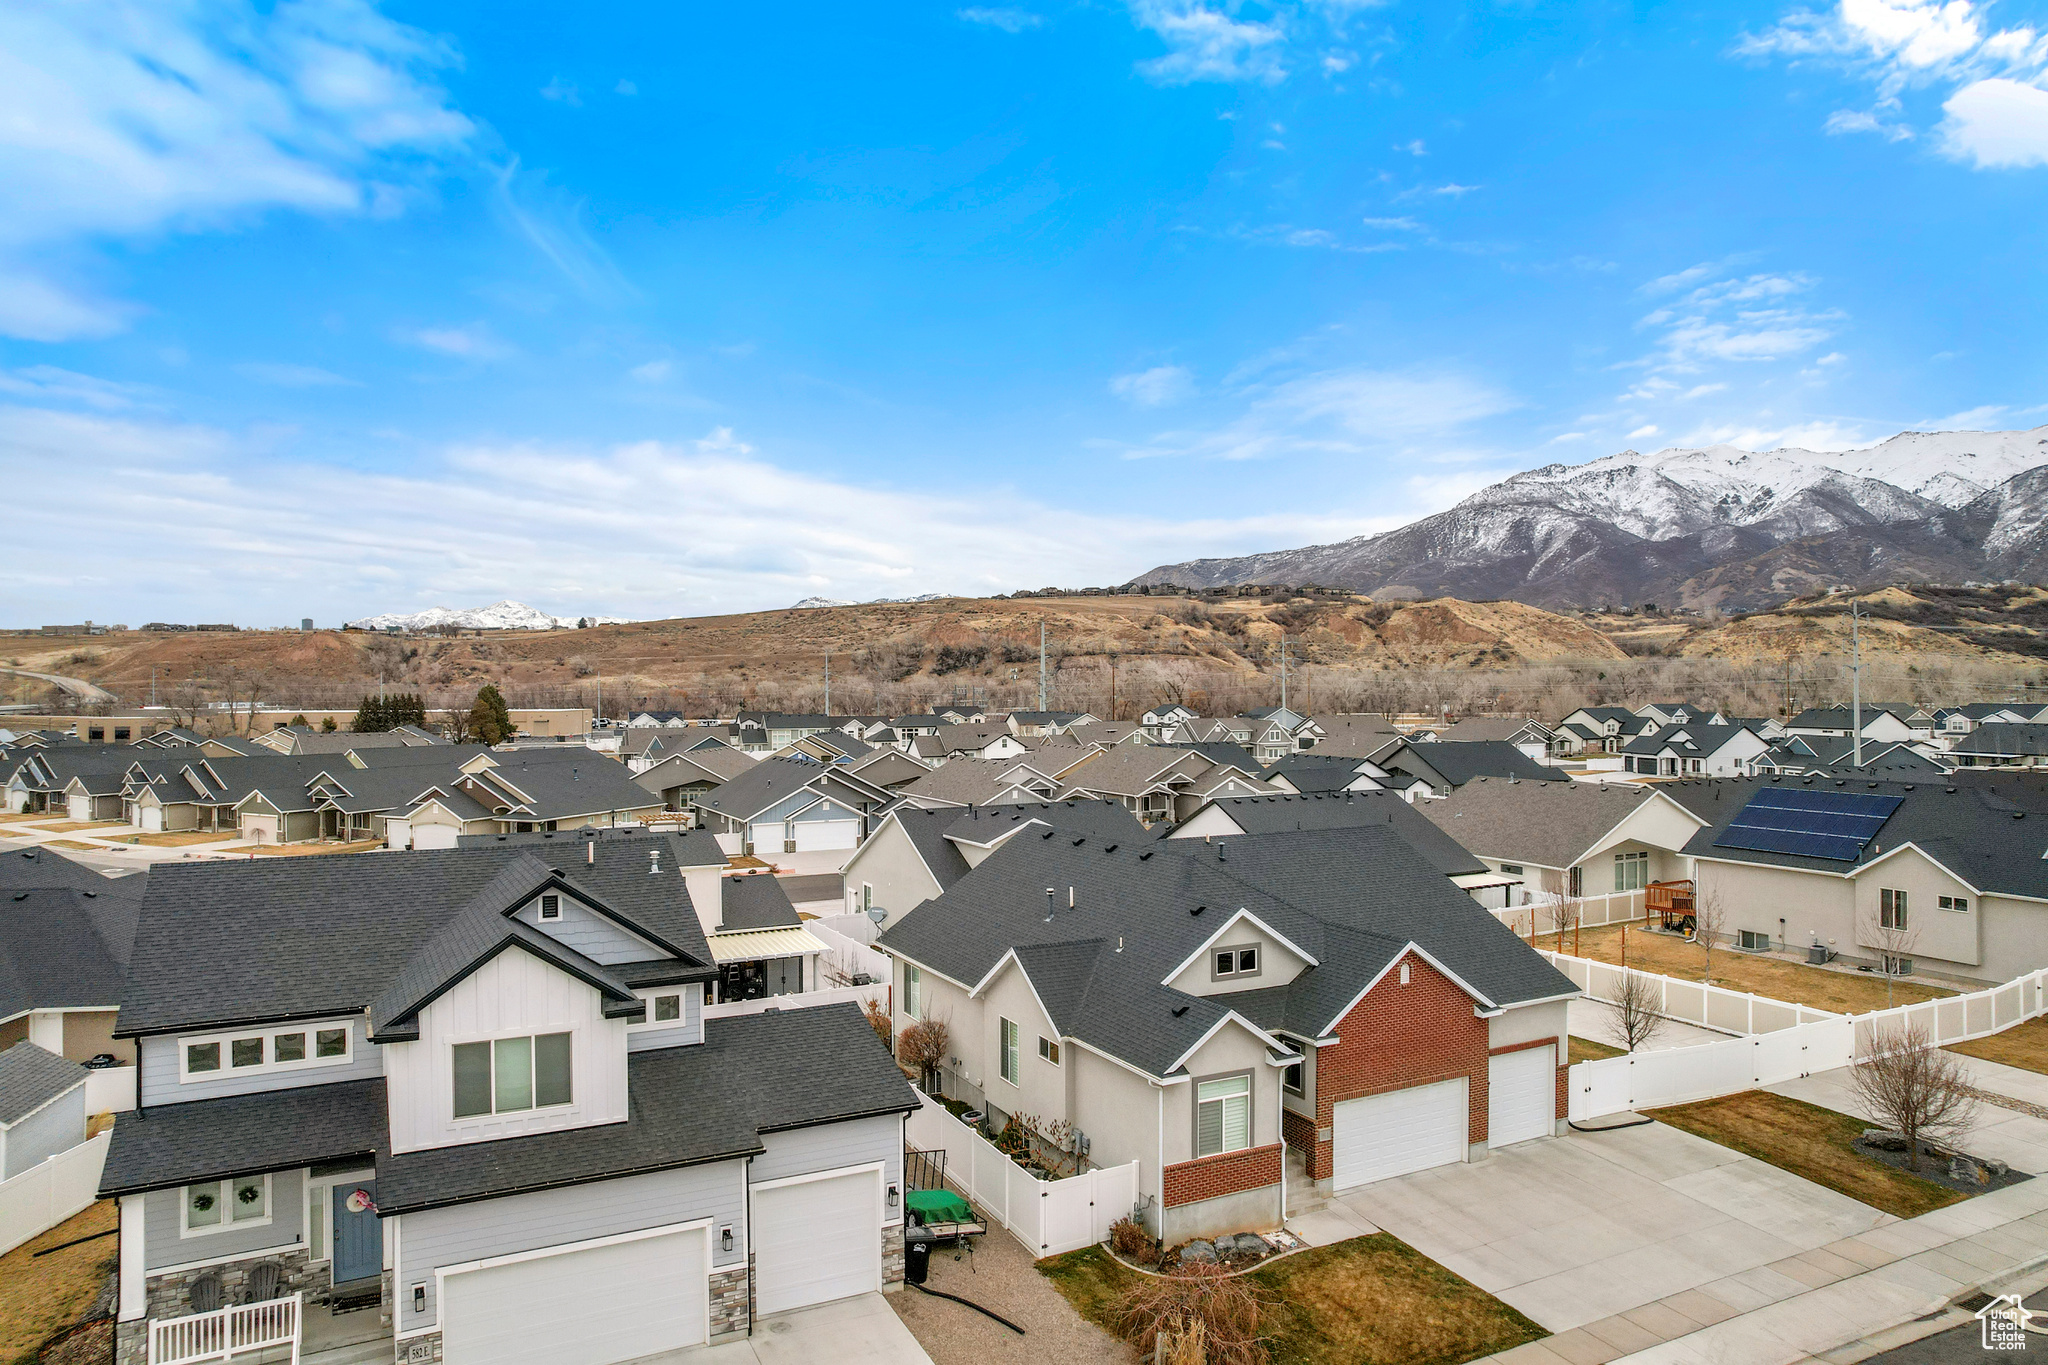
[906,1188,972,1224]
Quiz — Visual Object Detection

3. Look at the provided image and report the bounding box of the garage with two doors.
[1327,1044,1556,1193]
[434,1166,884,1365]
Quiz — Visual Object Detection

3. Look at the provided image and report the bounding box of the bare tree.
[1691,883,1728,987]
[1852,1021,1975,1172]
[1606,967,1668,1053]
[1864,895,1923,1008]
[1550,895,1582,957]
[897,1014,951,1094]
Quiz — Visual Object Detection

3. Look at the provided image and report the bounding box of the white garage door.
[1488,1045,1556,1150]
[140,805,163,833]
[412,824,459,850]
[442,1225,708,1365]
[752,1169,880,1315]
[241,815,277,844]
[793,819,858,852]
[748,820,785,853]
[1332,1078,1468,1191]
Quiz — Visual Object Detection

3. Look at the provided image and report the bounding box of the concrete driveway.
[1337,1121,1896,1338]
[676,1294,933,1365]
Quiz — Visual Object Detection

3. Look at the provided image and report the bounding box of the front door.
[332,1182,382,1286]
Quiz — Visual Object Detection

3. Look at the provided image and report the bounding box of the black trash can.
[905,1232,933,1285]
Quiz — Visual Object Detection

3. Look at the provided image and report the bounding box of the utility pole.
[1851,600,1864,770]
[1037,622,1047,712]
[150,667,156,709]
[823,654,831,717]
[1279,637,1291,712]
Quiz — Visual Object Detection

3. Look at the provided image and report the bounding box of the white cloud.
[1638,270,1841,367]
[539,76,582,106]
[1941,77,2048,165]
[0,365,151,410]
[1322,50,1356,74]
[614,79,638,96]
[1744,0,2048,166]
[0,0,474,340]
[1128,1,1287,84]
[1395,139,1427,155]
[1361,216,1426,231]
[404,324,511,360]
[1628,424,1661,439]
[235,362,358,387]
[0,404,1430,620]
[629,359,673,383]
[492,161,634,303]
[1923,402,2009,428]
[1429,183,1481,196]
[1122,364,1517,461]
[1680,383,1729,399]
[1111,365,1197,408]
[958,7,1043,32]
[1670,419,1873,451]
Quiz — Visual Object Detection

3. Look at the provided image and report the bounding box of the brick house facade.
[1163,1142,1285,1208]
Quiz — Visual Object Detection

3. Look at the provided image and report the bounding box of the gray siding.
[397,1159,747,1332]
[2,1084,86,1179]
[144,1168,306,1271]
[140,1017,384,1108]
[752,1114,902,1192]
[626,989,704,1053]
[514,897,668,967]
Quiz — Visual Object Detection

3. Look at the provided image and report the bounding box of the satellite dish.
[345,1188,377,1215]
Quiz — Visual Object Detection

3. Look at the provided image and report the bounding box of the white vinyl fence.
[905,1093,1141,1257]
[86,1066,136,1115]
[1543,951,1840,1034]
[0,1130,110,1257]
[148,1291,300,1365]
[807,920,891,988]
[1852,966,2048,1060]
[701,982,887,1021]
[1492,889,1646,935]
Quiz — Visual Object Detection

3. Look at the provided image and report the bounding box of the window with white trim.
[630,990,684,1029]
[452,1032,573,1118]
[1880,888,1909,930]
[1212,946,1260,979]
[1939,895,1969,913]
[180,1021,351,1081]
[1282,1061,1305,1096]
[182,1175,270,1236]
[1196,1075,1251,1157]
[1613,850,1649,893]
[999,1018,1019,1085]
[1038,1035,1060,1066]
[904,965,921,1020]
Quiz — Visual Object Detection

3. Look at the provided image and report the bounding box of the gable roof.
[1381,740,1568,789]
[719,873,801,932]
[1951,724,2048,757]
[1415,778,1698,870]
[1174,791,1486,877]
[0,1042,85,1127]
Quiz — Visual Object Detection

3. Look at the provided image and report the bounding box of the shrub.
[1115,1262,1265,1365]
[1108,1217,1154,1263]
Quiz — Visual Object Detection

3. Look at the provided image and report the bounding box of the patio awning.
[706,926,828,964]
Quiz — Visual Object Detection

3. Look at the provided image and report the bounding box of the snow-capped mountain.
[791,597,855,609]
[1131,425,2048,612]
[345,601,628,631]
[790,592,954,609]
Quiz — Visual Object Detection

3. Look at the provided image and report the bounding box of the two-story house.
[877,824,1575,1244]
[688,758,893,870]
[100,833,916,1365]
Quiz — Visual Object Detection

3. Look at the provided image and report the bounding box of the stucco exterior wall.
[841,823,944,925]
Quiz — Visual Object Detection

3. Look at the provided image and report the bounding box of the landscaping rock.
[1216,1233,1265,1258]
[1178,1239,1218,1265]
[1861,1129,1910,1151]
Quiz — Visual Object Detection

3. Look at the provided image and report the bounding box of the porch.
[142,1288,388,1365]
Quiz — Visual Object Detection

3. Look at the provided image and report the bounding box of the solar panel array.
[1711,786,1904,861]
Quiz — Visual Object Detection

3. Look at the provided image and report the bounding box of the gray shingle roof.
[1415,777,1679,870]
[0,889,130,1017]
[1382,741,1568,789]
[880,824,1570,1073]
[100,1077,388,1198]
[720,874,800,932]
[1177,792,1486,877]
[940,800,1149,848]
[120,835,717,1037]
[0,1042,86,1127]
[1952,724,2048,757]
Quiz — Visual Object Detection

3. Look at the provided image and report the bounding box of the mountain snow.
[791,597,856,609]
[345,601,627,631]
[791,592,954,608]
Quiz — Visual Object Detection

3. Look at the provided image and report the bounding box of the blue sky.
[4,0,2046,626]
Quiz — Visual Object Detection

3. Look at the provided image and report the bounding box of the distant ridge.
[345,600,628,631]
[1131,425,2048,612]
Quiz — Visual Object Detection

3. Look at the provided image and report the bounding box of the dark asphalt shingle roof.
[0,889,130,1017]
[939,800,1149,847]
[1381,741,1568,790]
[1952,724,2048,757]
[120,835,716,1037]
[719,874,800,932]
[0,1042,86,1127]
[1178,792,1486,877]
[99,1077,389,1198]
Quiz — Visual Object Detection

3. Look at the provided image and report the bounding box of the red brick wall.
[1280,1105,1318,1156]
[1299,952,1491,1181]
[1163,1143,1283,1207]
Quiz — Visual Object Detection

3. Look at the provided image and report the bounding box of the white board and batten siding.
[383,950,628,1155]
[137,1017,384,1109]
[396,1160,748,1337]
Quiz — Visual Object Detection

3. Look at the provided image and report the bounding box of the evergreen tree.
[320,716,339,732]
[468,684,515,744]
[350,695,388,733]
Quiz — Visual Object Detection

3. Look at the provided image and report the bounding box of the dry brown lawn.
[1569,1035,1626,1063]
[252,840,384,857]
[1040,1237,1545,1365]
[1949,1016,2048,1076]
[22,821,125,834]
[0,1200,116,1364]
[129,830,237,847]
[36,840,107,852]
[1648,1091,1965,1220]
[1551,924,1955,1015]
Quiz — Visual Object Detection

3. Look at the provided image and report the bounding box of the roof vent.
[649,848,661,874]
[1072,837,1085,846]
[1104,843,1118,853]
[1171,1005,1189,1017]
[1191,904,1206,917]
[1140,850,1154,861]
[1043,829,1055,840]
[2018,811,2028,820]
[1045,887,1057,922]
[10,893,23,901]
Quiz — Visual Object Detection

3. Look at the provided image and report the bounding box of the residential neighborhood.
[9,683,2048,1365]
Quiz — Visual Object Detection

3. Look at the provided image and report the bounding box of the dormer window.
[453,1033,573,1118]
[1213,947,1260,979]
[538,893,562,921]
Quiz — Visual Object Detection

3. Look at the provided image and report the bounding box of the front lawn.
[1553,925,1954,1014]
[1949,1017,2048,1076]
[128,831,236,847]
[1569,1035,1626,1063]
[1040,1236,1546,1365]
[252,840,385,857]
[0,1200,116,1364]
[1647,1090,1966,1220]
